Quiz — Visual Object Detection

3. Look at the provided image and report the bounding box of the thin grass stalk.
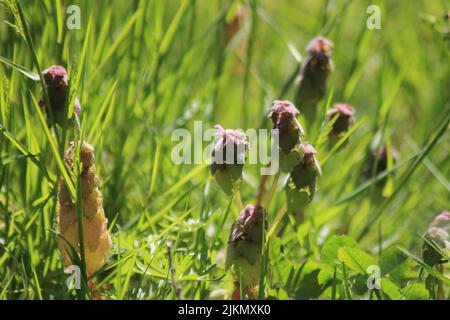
[74,127,89,298]
[15,1,59,142]
[234,189,243,211]
[241,0,257,127]
[358,106,450,240]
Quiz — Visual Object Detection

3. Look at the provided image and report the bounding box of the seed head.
[305,36,333,61]
[211,125,249,195]
[57,141,111,277]
[63,141,95,175]
[327,103,356,137]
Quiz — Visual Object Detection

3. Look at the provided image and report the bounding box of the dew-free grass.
[0,0,449,300]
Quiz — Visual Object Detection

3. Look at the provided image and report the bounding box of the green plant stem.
[75,141,88,299]
[234,189,243,211]
[256,173,268,206]
[242,0,257,127]
[16,1,59,142]
[341,263,352,300]
[264,173,279,211]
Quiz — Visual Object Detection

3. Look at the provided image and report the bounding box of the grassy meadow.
[0,0,449,300]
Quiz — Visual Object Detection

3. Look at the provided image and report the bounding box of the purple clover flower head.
[306,36,334,61]
[39,66,67,110]
[269,100,300,122]
[326,103,356,137]
[269,100,303,154]
[289,142,321,191]
[213,125,249,165]
[295,36,334,122]
[362,143,399,191]
[427,226,449,240]
[211,125,249,194]
[365,144,399,178]
[230,205,265,242]
[43,65,68,88]
[285,142,321,214]
[39,65,81,124]
[423,220,450,266]
[432,211,450,229]
[226,204,265,289]
[299,142,321,175]
[376,144,399,173]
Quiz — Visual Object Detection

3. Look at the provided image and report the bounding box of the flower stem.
[256,174,268,206]
[264,173,280,211]
[234,189,243,211]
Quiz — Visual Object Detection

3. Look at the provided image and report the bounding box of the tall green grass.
[0,0,449,299]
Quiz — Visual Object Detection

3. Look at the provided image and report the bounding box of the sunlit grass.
[0,0,449,300]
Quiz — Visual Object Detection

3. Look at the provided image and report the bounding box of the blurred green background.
[0,0,449,299]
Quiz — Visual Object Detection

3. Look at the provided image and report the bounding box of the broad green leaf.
[293,261,322,299]
[402,283,429,300]
[337,246,376,274]
[380,277,403,300]
[317,265,335,286]
[321,235,359,266]
[379,246,408,276]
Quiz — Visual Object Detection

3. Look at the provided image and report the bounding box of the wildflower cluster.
[209,34,364,299]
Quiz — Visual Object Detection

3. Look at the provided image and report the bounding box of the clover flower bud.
[225,204,266,299]
[211,125,249,195]
[269,100,304,154]
[432,211,450,229]
[295,36,334,121]
[39,65,81,125]
[327,103,355,136]
[325,103,356,149]
[423,211,450,266]
[285,143,321,213]
[365,144,399,178]
[290,143,321,189]
[57,141,112,277]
